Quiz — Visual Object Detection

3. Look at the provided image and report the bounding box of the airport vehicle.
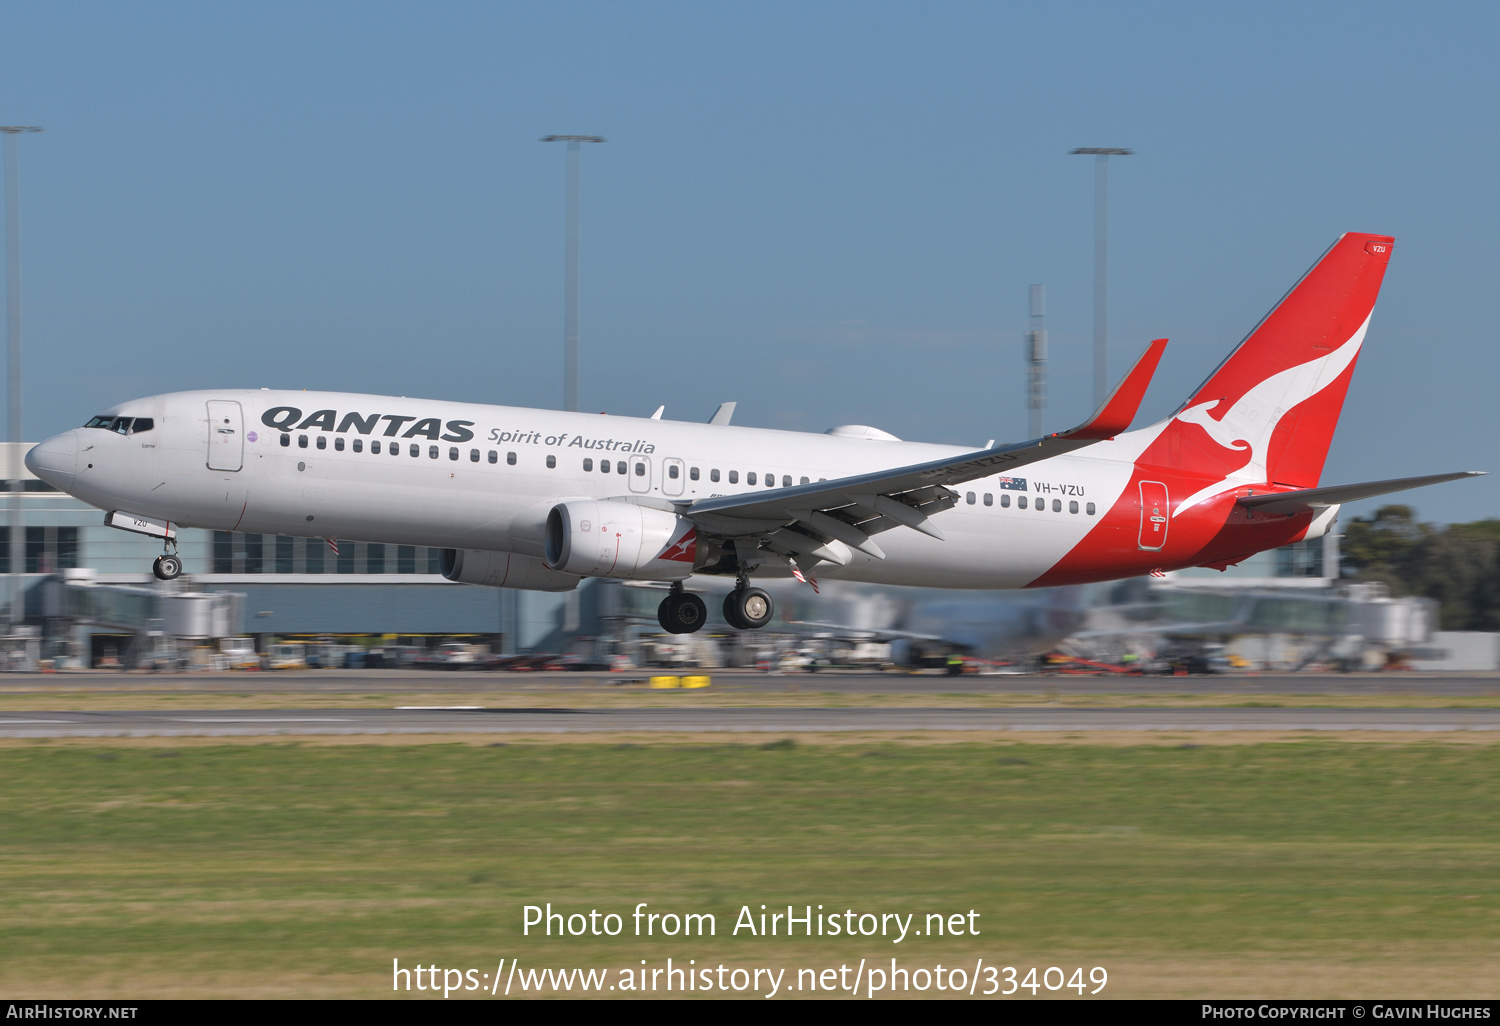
[26,233,1481,634]
[218,636,259,671]
[267,643,307,671]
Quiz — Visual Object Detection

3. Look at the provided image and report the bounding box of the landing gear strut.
[657,584,708,635]
[723,579,773,630]
[152,537,182,581]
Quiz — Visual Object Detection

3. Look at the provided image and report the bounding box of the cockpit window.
[84,415,153,434]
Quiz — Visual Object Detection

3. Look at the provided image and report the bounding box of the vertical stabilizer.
[1168,233,1394,501]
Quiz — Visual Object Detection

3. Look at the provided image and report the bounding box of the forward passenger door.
[205,401,244,472]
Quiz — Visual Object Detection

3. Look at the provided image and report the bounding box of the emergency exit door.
[206,400,244,471]
[1137,481,1169,551]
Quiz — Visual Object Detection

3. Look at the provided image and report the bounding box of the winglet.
[1056,338,1168,440]
[708,401,736,426]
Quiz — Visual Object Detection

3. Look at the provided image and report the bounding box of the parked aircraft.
[26,233,1480,633]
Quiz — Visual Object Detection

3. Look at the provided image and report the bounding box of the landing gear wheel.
[722,592,747,630]
[152,554,182,581]
[725,586,773,630]
[658,592,708,634]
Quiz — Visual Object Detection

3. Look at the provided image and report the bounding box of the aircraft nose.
[25,431,77,492]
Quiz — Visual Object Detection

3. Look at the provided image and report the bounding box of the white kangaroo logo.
[1171,314,1370,518]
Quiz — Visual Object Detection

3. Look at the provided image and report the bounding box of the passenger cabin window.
[765,475,774,488]
[616,461,626,474]
[409,444,419,457]
[353,438,362,453]
[449,447,458,460]
[1069,500,1079,514]
[1001,493,1010,507]
[547,455,557,469]
[1086,502,1096,515]
[668,464,679,479]
[280,434,290,447]
[601,460,611,473]
[689,467,700,481]
[633,461,644,476]
[334,437,344,451]
[710,469,720,483]
[470,449,479,462]
[966,492,975,504]
[488,451,497,464]
[800,477,809,485]
[316,435,327,450]
[298,435,308,448]
[1052,499,1061,512]
[371,440,381,454]
[428,445,439,459]
[782,475,791,487]
[583,458,593,472]
[507,452,516,465]
[983,493,993,506]
[1018,496,1027,509]
[728,470,738,484]
[746,472,756,485]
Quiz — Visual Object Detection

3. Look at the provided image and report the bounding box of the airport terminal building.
[0,443,573,663]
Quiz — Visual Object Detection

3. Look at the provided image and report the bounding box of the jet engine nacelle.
[545,499,700,580]
[440,548,580,592]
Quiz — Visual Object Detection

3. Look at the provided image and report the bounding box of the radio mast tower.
[1026,284,1046,438]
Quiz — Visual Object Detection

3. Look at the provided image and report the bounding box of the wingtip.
[1058,337,1168,441]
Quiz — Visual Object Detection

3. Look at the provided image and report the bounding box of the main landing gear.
[723,580,773,631]
[658,584,708,635]
[656,579,776,634]
[152,538,183,581]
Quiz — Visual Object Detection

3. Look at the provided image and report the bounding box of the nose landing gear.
[152,538,183,581]
[657,584,708,635]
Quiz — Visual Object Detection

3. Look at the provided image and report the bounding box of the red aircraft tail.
[1166,232,1394,492]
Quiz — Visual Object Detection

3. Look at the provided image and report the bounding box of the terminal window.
[0,526,79,574]
[213,532,444,575]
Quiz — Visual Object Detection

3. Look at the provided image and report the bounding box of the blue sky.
[3,1,1497,521]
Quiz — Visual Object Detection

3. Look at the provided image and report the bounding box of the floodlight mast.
[1,127,40,639]
[1070,147,1132,407]
[541,135,606,413]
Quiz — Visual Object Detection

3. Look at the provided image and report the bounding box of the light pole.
[541,135,605,412]
[2,126,40,635]
[1070,147,1132,407]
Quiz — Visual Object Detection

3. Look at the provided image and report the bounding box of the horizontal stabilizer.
[1236,471,1485,515]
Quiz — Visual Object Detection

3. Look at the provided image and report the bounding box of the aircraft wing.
[1236,471,1485,516]
[685,339,1167,567]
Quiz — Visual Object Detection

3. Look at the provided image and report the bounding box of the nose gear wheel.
[152,554,183,581]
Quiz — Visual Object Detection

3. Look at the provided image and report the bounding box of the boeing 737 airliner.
[24,233,1481,634]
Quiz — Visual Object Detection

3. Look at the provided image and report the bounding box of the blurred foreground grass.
[2,739,1497,997]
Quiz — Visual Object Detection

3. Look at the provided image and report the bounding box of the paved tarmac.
[1,669,1497,696]
[2,705,1498,737]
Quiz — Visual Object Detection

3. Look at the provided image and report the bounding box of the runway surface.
[1,669,1497,696]
[3,705,1499,737]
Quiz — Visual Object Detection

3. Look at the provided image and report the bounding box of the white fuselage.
[37,389,1152,589]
